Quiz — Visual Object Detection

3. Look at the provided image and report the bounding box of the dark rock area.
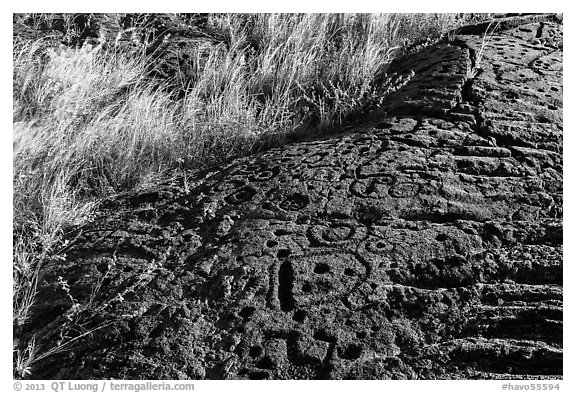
[18,15,562,380]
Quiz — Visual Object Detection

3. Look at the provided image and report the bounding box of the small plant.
[470,18,502,78]
[14,322,110,379]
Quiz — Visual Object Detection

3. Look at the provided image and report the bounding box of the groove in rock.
[536,22,545,39]
[278,261,295,312]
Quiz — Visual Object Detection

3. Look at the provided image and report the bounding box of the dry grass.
[13,13,491,377]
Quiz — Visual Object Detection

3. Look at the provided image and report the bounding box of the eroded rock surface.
[23,16,562,380]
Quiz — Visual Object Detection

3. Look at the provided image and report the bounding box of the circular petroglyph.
[224,186,258,205]
[308,221,367,247]
[363,237,394,254]
[287,251,369,307]
[248,166,280,182]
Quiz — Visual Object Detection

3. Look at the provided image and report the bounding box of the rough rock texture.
[23,16,562,380]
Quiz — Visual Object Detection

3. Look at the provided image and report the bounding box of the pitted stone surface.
[23,16,562,380]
